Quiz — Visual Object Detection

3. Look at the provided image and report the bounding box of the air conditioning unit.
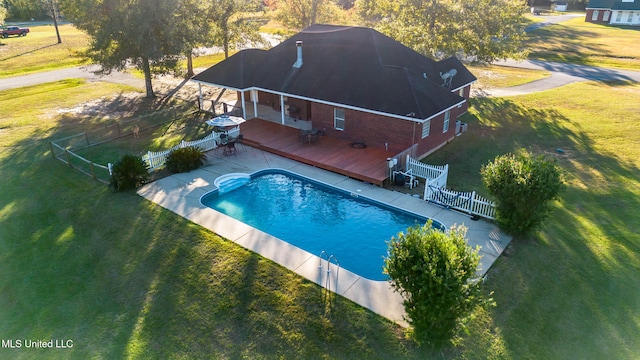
[455,121,468,136]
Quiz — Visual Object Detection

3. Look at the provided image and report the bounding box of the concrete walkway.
[137,146,511,326]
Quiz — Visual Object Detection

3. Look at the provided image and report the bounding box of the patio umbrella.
[205,114,246,128]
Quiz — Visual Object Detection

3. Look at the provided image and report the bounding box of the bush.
[481,150,564,236]
[110,154,150,191]
[165,146,206,173]
[384,222,488,348]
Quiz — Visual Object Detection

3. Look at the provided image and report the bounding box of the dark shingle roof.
[611,0,640,10]
[586,0,616,8]
[586,0,640,9]
[192,24,476,120]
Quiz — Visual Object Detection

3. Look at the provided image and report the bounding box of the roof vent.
[293,41,303,68]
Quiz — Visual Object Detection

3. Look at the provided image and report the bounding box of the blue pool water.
[201,170,442,281]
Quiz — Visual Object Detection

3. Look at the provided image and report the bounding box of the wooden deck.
[240,119,392,186]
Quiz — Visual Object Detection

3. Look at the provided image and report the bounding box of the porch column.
[240,91,247,120]
[280,94,285,125]
[252,91,258,119]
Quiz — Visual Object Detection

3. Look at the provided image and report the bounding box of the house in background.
[193,24,476,158]
[585,0,640,25]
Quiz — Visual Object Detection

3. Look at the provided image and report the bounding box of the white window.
[421,120,431,138]
[443,110,450,133]
[458,88,465,97]
[592,10,599,21]
[603,11,610,22]
[616,11,623,22]
[334,108,345,130]
[628,11,634,22]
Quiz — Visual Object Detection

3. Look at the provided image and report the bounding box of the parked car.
[1,26,30,38]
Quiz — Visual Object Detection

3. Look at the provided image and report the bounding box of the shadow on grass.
[428,95,640,358]
[0,97,443,358]
[0,43,60,62]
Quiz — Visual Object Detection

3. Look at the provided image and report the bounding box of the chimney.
[293,41,303,68]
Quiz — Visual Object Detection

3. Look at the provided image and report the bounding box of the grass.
[426,81,640,358]
[3,78,640,359]
[1,82,440,359]
[466,64,551,89]
[526,17,640,70]
[0,79,141,148]
[0,24,89,78]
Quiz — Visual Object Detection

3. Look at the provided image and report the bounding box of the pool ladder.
[319,251,340,293]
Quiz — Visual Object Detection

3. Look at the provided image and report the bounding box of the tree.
[174,0,212,77]
[481,150,564,236]
[265,0,348,30]
[4,0,48,20]
[60,0,186,98]
[48,0,61,43]
[0,4,7,26]
[356,0,528,63]
[210,0,264,59]
[384,222,488,347]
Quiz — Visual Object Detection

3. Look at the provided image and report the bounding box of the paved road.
[0,65,145,92]
[480,59,640,97]
[525,13,583,32]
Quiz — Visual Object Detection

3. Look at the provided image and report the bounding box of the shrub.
[110,154,150,191]
[384,222,488,348]
[481,150,564,236]
[165,146,206,173]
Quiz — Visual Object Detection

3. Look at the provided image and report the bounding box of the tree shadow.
[428,95,640,358]
[0,43,59,62]
[0,92,438,359]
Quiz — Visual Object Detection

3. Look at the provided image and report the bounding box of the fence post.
[90,162,97,180]
[469,191,476,215]
[116,122,121,137]
[64,149,72,168]
[173,106,177,122]
[146,151,153,170]
[85,131,90,146]
[49,142,55,159]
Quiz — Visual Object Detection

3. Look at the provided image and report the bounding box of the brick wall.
[310,102,457,157]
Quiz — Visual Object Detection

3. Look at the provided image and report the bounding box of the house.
[191,24,476,169]
[585,0,640,25]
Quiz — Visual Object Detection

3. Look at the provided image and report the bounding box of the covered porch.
[239,118,393,186]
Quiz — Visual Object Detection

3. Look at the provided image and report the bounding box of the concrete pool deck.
[137,146,512,326]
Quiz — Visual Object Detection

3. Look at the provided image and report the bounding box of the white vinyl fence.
[406,155,448,189]
[424,186,496,219]
[142,130,221,170]
[405,155,496,220]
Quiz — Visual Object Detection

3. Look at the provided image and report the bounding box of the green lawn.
[0,81,436,359]
[426,81,640,358]
[526,17,640,70]
[2,78,639,358]
[466,64,551,90]
[0,24,89,78]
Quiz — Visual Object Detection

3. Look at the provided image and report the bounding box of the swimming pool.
[200,169,443,281]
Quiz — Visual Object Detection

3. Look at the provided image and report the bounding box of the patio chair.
[224,141,236,156]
